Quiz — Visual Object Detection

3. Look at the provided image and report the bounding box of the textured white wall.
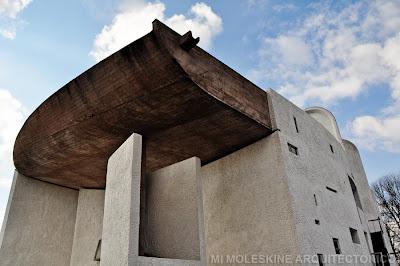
[70,189,105,266]
[202,132,301,265]
[144,157,203,261]
[0,171,78,266]
[267,89,395,265]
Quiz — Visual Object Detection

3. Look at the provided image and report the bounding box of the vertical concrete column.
[101,133,142,266]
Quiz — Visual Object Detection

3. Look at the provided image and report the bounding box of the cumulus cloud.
[349,115,400,153]
[250,1,400,105]
[0,89,25,230]
[250,0,400,153]
[90,1,222,62]
[0,89,26,189]
[0,0,32,39]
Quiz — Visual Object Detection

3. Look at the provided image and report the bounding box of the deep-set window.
[350,228,360,244]
[332,238,341,254]
[326,186,337,193]
[317,254,324,266]
[293,116,299,133]
[288,143,298,155]
[349,176,363,210]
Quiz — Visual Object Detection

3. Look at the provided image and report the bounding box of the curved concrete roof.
[13,20,272,189]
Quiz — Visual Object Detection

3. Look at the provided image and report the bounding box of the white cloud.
[250,0,400,153]
[90,1,222,62]
[349,115,400,153]
[0,0,31,18]
[0,0,32,39]
[0,89,26,189]
[0,27,15,39]
[273,3,296,12]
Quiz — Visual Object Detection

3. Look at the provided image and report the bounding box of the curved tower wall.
[266,89,395,263]
[305,107,342,142]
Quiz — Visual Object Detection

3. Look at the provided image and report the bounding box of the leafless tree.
[373,174,400,262]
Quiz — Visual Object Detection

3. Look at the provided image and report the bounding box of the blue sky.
[0,0,400,226]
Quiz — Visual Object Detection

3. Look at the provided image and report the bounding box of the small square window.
[333,238,341,254]
[288,143,298,155]
[315,219,320,225]
[350,228,360,244]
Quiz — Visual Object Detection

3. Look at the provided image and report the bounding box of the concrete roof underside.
[13,20,272,189]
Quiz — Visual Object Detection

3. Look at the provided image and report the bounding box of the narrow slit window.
[350,228,360,244]
[349,176,363,210]
[326,186,337,193]
[94,239,101,261]
[288,143,298,155]
[330,144,334,153]
[332,238,341,254]
[314,194,318,206]
[317,254,324,266]
[293,116,299,133]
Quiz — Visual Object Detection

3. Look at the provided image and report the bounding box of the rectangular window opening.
[317,254,324,266]
[288,143,298,155]
[332,238,341,254]
[293,116,299,133]
[326,186,337,193]
[350,228,360,244]
[315,219,320,225]
[330,144,334,153]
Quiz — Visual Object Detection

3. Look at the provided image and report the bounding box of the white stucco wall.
[70,189,105,266]
[0,171,78,266]
[267,89,395,265]
[144,157,203,261]
[201,132,301,265]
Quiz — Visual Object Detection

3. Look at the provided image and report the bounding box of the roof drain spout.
[180,31,200,51]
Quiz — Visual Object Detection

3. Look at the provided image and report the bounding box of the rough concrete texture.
[0,171,78,266]
[70,189,105,266]
[267,89,396,265]
[201,132,301,265]
[131,256,201,266]
[144,157,203,261]
[304,107,342,142]
[343,140,395,255]
[101,133,142,266]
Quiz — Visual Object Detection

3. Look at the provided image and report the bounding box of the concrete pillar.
[0,171,78,265]
[100,133,142,266]
[70,189,105,266]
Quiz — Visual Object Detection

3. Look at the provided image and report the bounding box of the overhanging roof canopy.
[13,20,272,189]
